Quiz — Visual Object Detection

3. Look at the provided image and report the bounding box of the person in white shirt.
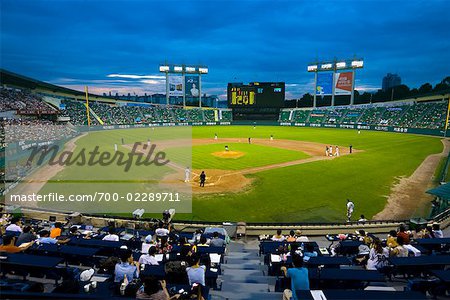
[329,145,333,156]
[185,167,191,183]
[139,246,159,266]
[335,146,340,156]
[346,199,354,222]
[432,223,444,238]
[102,227,119,242]
[271,229,286,242]
[155,224,170,237]
[5,217,22,233]
[141,235,155,254]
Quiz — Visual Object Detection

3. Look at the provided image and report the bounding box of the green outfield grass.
[166,143,309,170]
[33,126,443,222]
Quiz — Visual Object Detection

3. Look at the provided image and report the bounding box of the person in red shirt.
[397,224,411,245]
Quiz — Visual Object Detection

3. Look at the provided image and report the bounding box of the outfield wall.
[79,121,448,137]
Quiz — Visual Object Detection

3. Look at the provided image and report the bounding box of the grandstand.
[279,98,449,134]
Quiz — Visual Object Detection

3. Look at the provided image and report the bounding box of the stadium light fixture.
[174,66,183,73]
[198,67,208,74]
[159,65,169,72]
[307,65,318,72]
[336,62,346,69]
[351,60,364,68]
[185,66,196,73]
[321,63,333,70]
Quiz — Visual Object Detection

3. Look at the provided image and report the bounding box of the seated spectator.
[50,222,63,238]
[271,229,285,242]
[303,243,318,262]
[16,225,36,246]
[0,235,34,253]
[68,226,81,237]
[136,277,178,300]
[280,254,309,300]
[114,249,139,282]
[295,230,309,242]
[5,217,22,233]
[190,229,202,244]
[38,230,70,244]
[357,229,373,245]
[196,236,209,248]
[366,239,389,270]
[387,230,398,248]
[157,236,172,254]
[391,236,408,257]
[286,230,297,242]
[141,234,156,254]
[397,224,411,244]
[179,237,195,259]
[422,226,435,239]
[102,227,120,242]
[186,253,206,287]
[139,245,159,266]
[209,231,225,247]
[432,223,443,238]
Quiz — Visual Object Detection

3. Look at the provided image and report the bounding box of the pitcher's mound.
[212,150,245,159]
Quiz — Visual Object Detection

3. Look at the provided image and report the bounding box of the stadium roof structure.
[0,69,114,101]
[427,182,450,199]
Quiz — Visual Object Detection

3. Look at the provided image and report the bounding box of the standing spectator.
[271,229,285,242]
[280,254,309,300]
[186,253,206,287]
[103,227,120,242]
[5,217,22,233]
[114,249,139,282]
[346,199,354,222]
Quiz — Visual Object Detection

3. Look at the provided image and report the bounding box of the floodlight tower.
[159,64,208,107]
[308,57,364,107]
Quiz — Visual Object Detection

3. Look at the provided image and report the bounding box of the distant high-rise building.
[382,73,401,91]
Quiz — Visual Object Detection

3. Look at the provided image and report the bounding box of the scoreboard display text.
[227,82,285,108]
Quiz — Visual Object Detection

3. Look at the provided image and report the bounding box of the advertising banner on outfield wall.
[169,75,183,96]
[334,72,353,95]
[185,75,200,97]
[316,73,333,96]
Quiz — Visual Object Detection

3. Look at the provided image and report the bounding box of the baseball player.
[184,167,191,183]
[347,199,354,222]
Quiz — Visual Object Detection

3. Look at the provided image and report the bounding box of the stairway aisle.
[210,241,283,300]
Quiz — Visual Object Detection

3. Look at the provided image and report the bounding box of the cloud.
[107,74,165,80]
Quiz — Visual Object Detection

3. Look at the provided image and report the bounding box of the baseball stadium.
[1,1,450,299]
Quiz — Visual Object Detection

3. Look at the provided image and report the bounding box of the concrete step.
[221,263,265,271]
[221,282,269,294]
[220,269,265,278]
[210,291,283,300]
[221,275,270,284]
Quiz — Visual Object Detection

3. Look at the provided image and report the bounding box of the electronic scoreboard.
[227,82,285,108]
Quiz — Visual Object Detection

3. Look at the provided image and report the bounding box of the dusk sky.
[1,0,449,99]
